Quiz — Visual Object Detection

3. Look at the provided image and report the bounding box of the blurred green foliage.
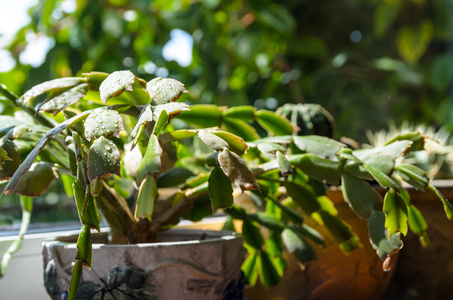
[1,0,453,141]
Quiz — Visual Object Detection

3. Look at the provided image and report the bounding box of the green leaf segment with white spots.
[1,70,451,296]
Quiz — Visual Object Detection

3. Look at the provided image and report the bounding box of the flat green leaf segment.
[208,166,234,211]
[136,134,162,184]
[368,210,403,260]
[19,77,87,106]
[293,135,345,158]
[281,227,316,264]
[84,108,123,141]
[87,137,121,181]
[383,189,408,236]
[38,83,89,115]
[341,172,381,219]
[135,174,157,220]
[146,77,188,104]
[99,71,135,104]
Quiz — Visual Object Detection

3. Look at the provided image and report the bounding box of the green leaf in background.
[218,148,260,192]
[316,210,361,253]
[146,77,188,104]
[341,172,381,219]
[256,5,296,36]
[368,210,403,260]
[374,0,402,38]
[99,70,135,104]
[282,227,316,264]
[242,219,265,249]
[383,189,408,236]
[395,164,429,190]
[249,212,286,232]
[289,224,325,247]
[223,118,260,142]
[19,77,87,107]
[289,153,343,184]
[136,134,162,184]
[135,174,158,220]
[178,104,223,128]
[293,135,345,158]
[256,109,294,136]
[37,83,89,116]
[208,166,234,211]
[223,106,256,121]
[242,251,259,286]
[257,250,283,288]
[84,108,124,141]
[87,136,121,182]
[396,20,433,64]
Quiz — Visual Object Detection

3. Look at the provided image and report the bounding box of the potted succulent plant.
[0,71,452,300]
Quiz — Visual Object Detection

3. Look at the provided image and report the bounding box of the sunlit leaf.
[99,70,135,104]
[147,77,188,104]
[84,108,124,141]
[19,77,86,107]
[383,189,408,236]
[38,83,89,115]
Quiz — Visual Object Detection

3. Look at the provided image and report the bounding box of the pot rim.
[42,228,242,249]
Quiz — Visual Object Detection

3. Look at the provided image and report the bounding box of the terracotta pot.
[243,189,397,300]
[384,179,453,300]
[42,229,245,300]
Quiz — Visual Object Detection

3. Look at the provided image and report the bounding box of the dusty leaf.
[218,148,260,192]
[87,137,121,181]
[147,77,188,104]
[99,71,135,104]
[84,108,123,141]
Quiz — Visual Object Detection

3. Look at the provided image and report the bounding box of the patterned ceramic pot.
[42,229,245,300]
